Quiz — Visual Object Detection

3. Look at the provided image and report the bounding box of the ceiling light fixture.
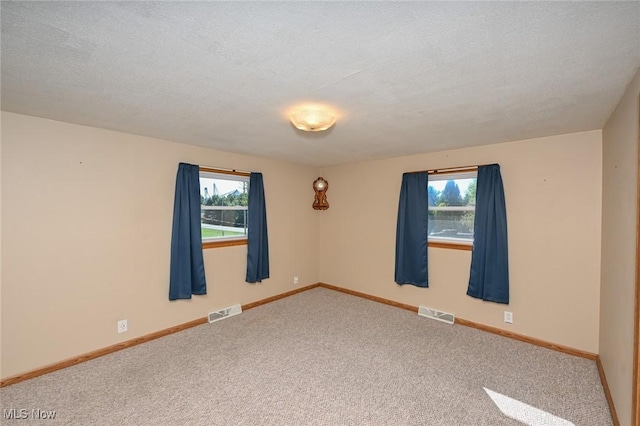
[290,109,336,132]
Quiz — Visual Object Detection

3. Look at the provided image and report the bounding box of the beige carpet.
[1,287,612,425]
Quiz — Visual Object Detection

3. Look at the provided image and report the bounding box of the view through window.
[199,170,249,245]
[428,171,477,245]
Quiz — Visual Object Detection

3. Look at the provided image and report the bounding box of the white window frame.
[428,171,477,248]
[199,170,249,248]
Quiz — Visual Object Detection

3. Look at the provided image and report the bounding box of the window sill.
[428,241,473,251]
[202,239,247,249]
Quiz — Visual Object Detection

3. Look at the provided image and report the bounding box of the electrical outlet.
[293,276,299,284]
[504,311,513,324]
[117,319,128,333]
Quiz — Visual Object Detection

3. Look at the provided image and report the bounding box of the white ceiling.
[2,2,639,167]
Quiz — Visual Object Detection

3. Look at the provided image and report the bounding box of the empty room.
[1,2,639,425]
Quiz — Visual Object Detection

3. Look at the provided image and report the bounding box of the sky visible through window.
[199,179,473,198]
[199,177,473,199]
[200,177,245,198]
[429,179,473,195]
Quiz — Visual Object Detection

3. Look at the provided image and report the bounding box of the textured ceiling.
[2,2,639,167]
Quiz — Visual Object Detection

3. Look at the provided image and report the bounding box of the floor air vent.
[418,306,455,325]
[208,304,242,323]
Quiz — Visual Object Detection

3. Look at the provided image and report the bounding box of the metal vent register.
[418,306,455,325]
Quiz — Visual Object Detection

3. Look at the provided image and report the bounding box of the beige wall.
[0,108,616,392]
[0,113,3,380]
[0,112,319,379]
[600,69,640,426]
[319,131,603,353]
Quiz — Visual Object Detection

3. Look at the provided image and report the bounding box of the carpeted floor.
[1,288,612,425]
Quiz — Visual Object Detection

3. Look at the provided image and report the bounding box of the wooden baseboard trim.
[453,317,597,360]
[0,277,609,423]
[317,283,419,313]
[318,283,622,422]
[241,283,320,311]
[0,283,321,388]
[0,316,207,388]
[596,355,621,426]
[318,282,597,359]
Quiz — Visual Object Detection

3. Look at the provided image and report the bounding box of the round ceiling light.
[290,109,336,132]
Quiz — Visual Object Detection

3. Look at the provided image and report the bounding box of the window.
[199,168,249,248]
[428,171,477,250]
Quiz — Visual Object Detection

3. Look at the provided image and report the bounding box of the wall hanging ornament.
[313,177,329,210]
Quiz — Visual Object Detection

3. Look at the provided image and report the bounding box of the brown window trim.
[202,238,247,249]
[199,166,250,177]
[423,167,478,252]
[199,167,250,250]
[407,162,492,175]
[428,241,473,251]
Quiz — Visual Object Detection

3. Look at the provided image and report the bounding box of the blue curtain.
[169,163,207,300]
[467,164,509,304]
[246,172,270,283]
[395,172,429,287]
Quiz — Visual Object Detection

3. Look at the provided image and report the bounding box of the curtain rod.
[199,166,251,176]
[409,163,495,175]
